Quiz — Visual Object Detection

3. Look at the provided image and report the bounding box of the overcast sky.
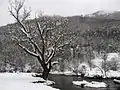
[0,0,120,26]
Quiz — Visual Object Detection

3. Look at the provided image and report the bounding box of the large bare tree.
[9,0,72,79]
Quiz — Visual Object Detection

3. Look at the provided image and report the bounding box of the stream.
[48,74,120,90]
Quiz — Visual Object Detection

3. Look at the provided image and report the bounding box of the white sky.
[0,0,120,26]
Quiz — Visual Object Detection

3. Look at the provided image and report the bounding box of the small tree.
[9,0,72,80]
[107,60,119,71]
[103,59,119,71]
[101,53,108,77]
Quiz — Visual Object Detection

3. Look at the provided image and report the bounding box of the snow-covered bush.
[78,63,90,77]
[105,60,119,71]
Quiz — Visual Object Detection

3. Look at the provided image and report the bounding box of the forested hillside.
[1,11,120,72]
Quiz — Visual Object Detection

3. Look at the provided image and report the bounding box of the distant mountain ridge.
[85,10,120,20]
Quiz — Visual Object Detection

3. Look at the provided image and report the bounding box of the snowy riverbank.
[51,69,120,78]
[0,73,59,90]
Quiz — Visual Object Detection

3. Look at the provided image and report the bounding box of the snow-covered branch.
[46,48,56,65]
[18,44,39,57]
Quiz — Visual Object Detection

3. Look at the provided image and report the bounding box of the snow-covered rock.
[85,81,106,88]
[72,80,89,86]
[44,80,55,86]
[113,79,120,84]
[73,80,106,88]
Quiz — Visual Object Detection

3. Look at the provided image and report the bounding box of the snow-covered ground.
[0,73,59,90]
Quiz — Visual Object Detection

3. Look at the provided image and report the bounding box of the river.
[48,74,120,90]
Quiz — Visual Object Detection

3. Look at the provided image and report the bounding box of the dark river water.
[48,74,120,90]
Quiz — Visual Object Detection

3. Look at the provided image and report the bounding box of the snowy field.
[0,73,59,90]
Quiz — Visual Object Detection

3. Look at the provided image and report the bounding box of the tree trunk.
[37,56,52,80]
[42,68,50,80]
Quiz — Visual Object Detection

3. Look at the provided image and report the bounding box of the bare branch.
[21,7,31,22]
[20,26,43,60]
[30,40,43,56]
[35,18,43,38]
[20,28,31,38]
[18,44,39,57]
[57,42,70,49]
[10,6,43,58]
[46,48,56,65]
[35,18,45,58]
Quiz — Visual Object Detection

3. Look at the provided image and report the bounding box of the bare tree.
[9,0,72,80]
